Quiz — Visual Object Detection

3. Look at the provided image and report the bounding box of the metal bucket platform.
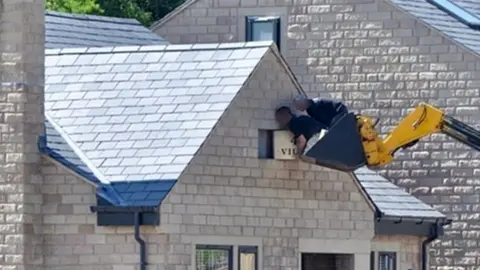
[303,113,367,171]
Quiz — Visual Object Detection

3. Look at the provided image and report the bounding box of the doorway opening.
[301,253,354,270]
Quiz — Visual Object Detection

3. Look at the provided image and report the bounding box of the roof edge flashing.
[45,41,274,56]
[45,114,110,184]
[427,0,480,30]
[150,0,197,30]
[45,10,142,26]
[38,137,101,186]
[349,171,384,217]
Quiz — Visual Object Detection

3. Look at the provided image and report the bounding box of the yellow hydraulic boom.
[303,103,480,171]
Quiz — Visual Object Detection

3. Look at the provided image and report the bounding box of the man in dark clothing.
[275,106,326,155]
[293,94,349,129]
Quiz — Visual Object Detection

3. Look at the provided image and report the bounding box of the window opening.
[378,252,396,270]
[195,245,233,270]
[246,16,281,49]
[370,251,375,270]
[258,129,274,159]
[238,246,258,270]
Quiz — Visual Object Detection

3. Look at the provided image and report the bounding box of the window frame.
[245,16,281,49]
[258,129,274,159]
[427,0,480,30]
[238,246,258,270]
[378,251,397,270]
[370,251,375,270]
[195,244,233,270]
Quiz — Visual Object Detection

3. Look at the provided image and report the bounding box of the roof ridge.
[45,113,110,184]
[45,41,276,56]
[45,10,141,26]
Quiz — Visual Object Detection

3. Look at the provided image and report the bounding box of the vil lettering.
[281,148,297,155]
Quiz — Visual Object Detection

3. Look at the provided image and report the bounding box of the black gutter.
[90,205,156,270]
[90,205,157,213]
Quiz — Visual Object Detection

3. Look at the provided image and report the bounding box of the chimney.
[0,0,45,269]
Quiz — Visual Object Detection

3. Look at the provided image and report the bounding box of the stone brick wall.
[41,157,167,270]
[154,0,480,268]
[159,50,375,269]
[0,1,45,269]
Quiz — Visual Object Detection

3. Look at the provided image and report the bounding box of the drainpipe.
[90,206,155,270]
[421,221,442,270]
[134,211,147,270]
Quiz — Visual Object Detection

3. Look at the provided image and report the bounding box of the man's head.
[275,106,293,127]
[293,94,309,111]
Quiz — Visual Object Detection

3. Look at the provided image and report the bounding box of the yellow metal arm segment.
[361,102,480,168]
[382,103,444,156]
[360,103,444,167]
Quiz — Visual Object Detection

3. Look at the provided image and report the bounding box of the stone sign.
[274,130,297,160]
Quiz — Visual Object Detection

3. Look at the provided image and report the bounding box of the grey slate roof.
[354,167,448,220]
[44,42,271,185]
[45,10,168,49]
[390,0,480,55]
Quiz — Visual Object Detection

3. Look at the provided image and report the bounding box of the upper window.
[245,16,281,49]
[427,0,480,30]
[258,129,274,159]
[195,245,233,270]
[378,252,396,270]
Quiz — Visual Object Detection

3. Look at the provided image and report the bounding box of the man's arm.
[295,134,307,155]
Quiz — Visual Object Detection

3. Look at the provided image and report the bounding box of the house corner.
[0,0,46,269]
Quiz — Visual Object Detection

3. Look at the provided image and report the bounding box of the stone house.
[152,0,480,269]
[1,2,451,270]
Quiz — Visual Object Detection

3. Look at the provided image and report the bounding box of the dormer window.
[245,16,281,49]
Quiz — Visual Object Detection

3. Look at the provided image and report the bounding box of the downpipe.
[134,212,147,270]
[421,223,441,270]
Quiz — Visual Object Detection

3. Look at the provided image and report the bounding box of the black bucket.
[303,113,367,171]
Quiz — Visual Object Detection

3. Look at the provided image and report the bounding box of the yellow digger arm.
[363,103,480,167]
[299,102,480,172]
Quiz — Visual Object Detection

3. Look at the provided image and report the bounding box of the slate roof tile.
[45,10,168,49]
[390,0,480,56]
[354,167,447,220]
[107,180,177,206]
[44,43,271,183]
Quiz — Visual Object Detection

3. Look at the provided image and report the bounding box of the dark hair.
[275,106,292,115]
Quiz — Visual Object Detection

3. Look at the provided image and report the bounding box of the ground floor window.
[239,246,258,270]
[195,244,259,270]
[378,252,396,270]
[195,245,233,270]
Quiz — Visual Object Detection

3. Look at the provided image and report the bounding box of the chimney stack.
[0,0,45,269]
